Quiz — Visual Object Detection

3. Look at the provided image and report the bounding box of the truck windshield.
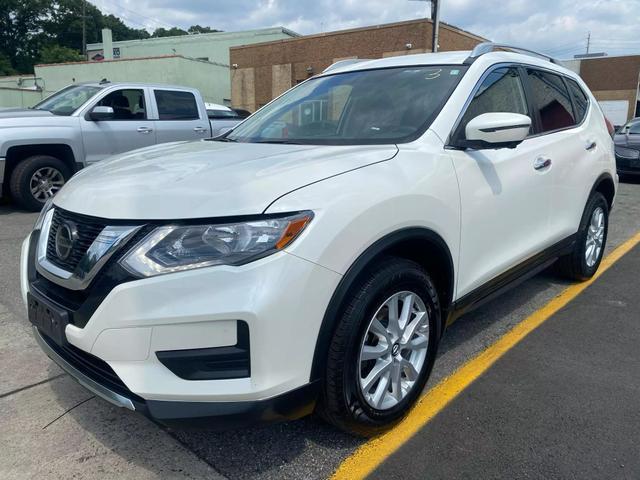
[226,65,466,145]
[34,85,103,116]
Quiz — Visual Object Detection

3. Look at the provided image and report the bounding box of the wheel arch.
[310,227,455,382]
[4,144,77,194]
[591,172,616,210]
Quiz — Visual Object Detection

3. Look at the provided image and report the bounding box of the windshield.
[34,85,103,116]
[227,65,466,145]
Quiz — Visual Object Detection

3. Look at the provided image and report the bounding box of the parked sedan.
[614,118,640,176]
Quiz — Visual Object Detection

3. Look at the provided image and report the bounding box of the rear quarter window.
[565,78,589,123]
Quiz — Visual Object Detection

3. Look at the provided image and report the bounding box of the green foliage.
[187,25,221,34]
[151,27,189,38]
[0,54,17,76]
[0,1,217,74]
[38,45,84,64]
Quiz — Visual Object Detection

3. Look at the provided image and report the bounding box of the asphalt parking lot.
[1,178,639,480]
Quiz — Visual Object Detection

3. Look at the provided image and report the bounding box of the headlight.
[33,197,54,230]
[615,146,640,159]
[121,211,313,277]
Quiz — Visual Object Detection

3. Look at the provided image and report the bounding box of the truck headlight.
[615,146,640,159]
[120,211,313,277]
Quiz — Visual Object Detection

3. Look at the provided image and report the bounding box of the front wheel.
[557,191,609,281]
[9,155,71,211]
[317,257,441,437]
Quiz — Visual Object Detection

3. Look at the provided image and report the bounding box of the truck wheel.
[317,257,440,437]
[9,155,71,211]
[556,191,609,281]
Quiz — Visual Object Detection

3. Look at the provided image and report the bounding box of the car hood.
[0,108,55,119]
[53,140,398,219]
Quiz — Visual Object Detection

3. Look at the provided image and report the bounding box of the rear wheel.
[9,155,70,211]
[317,257,440,437]
[557,192,608,281]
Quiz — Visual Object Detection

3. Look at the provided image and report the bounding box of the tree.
[0,54,17,76]
[38,45,84,64]
[151,27,188,38]
[0,0,53,73]
[187,25,221,34]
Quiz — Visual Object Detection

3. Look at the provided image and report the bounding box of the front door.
[448,66,553,297]
[80,88,157,164]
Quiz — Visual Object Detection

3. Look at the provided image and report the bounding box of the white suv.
[21,43,616,436]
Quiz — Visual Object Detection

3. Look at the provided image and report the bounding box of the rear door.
[448,66,554,297]
[151,89,210,143]
[80,87,157,164]
[524,69,597,242]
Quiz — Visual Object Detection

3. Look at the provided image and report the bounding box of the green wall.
[35,56,229,104]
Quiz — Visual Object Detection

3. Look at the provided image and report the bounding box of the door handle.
[585,140,597,151]
[533,156,552,171]
[193,126,208,133]
[137,127,153,134]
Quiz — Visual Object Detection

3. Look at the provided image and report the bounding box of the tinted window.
[455,67,528,140]
[629,123,640,134]
[207,109,238,119]
[527,69,575,132]
[227,66,466,145]
[155,90,199,120]
[566,78,589,123]
[97,89,146,120]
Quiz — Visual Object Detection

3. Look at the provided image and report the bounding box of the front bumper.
[21,229,341,426]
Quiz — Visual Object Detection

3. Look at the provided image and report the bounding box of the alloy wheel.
[358,291,429,410]
[585,206,605,267]
[30,167,65,202]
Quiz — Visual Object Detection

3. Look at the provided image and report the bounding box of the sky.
[91,0,640,59]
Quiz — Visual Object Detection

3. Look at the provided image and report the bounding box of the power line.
[97,0,177,30]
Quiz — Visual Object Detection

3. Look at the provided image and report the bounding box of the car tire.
[317,257,441,437]
[556,191,609,281]
[9,155,71,211]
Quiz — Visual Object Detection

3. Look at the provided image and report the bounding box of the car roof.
[76,81,199,91]
[322,50,579,80]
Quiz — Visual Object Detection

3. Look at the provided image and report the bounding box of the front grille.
[46,209,107,272]
[39,330,144,403]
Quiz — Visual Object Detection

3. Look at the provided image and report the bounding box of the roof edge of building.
[34,54,229,68]
[230,18,488,51]
[87,26,300,50]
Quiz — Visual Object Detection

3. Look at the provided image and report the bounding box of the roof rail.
[323,58,370,73]
[464,42,559,65]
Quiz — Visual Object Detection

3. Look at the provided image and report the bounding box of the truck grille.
[46,209,107,272]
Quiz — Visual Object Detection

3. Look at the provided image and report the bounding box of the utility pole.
[82,0,87,60]
[409,0,440,53]
[431,0,440,52]
[586,31,591,55]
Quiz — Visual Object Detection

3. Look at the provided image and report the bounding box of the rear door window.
[526,69,576,132]
[154,90,199,120]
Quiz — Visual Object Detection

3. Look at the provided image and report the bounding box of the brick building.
[230,18,486,112]
[576,55,640,125]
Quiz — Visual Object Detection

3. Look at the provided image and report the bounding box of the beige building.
[230,19,486,112]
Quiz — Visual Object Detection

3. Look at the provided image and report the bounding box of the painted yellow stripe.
[332,231,640,480]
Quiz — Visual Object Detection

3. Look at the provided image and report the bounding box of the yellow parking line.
[331,231,640,480]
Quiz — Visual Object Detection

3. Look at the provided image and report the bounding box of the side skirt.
[446,234,577,326]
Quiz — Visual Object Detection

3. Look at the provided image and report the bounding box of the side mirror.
[462,112,531,149]
[89,105,114,121]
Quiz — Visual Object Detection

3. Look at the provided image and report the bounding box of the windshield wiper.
[254,139,306,145]
[210,136,237,142]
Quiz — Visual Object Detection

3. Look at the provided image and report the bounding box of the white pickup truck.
[0,81,245,210]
